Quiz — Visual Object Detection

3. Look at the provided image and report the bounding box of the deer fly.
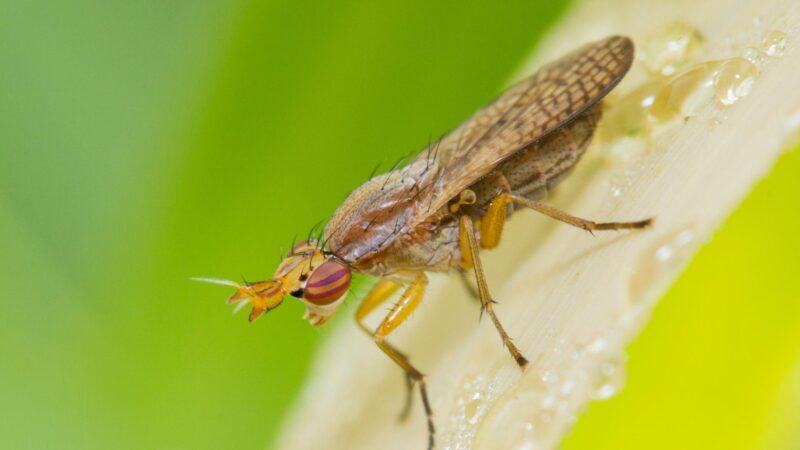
[197,35,651,449]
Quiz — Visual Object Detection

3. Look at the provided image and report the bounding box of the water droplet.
[603,79,665,139]
[761,30,787,57]
[610,178,626,198]
[608,159,647,200]
[540,393,558,410]
[516,441,541,450]
[656,230,696,260]
[540,370,559,385]
[569,346,584,362]
[586,336,609,355]
[591,354,627,400]
[560,379,576,396]
[649,56,759,122]
[656,229,695,262]
[629,226,698,306]
[465,391,484,424]
[474,390,551,450]
[551,338,568,355]
[447,373,491,446]
[649,61,720,122]
[741,47,765,66]
[641,22,705,76]
[601,79,666,162]
[475,335,625,449]
[713,58,758,107]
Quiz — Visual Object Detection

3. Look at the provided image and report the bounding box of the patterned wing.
[407,35,633,219]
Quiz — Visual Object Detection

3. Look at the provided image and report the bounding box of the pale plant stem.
[276,0,800,448]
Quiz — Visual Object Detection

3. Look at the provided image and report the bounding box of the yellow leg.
[480,194,513,249]
[459,193,651,368]
[356,279,402,335]
[478,172,513,250]
[460,215,529,369]
[372,274,434,450]
[355,279,419,421]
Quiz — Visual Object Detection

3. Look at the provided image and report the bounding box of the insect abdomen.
[509,102,601,198]
[467,103,602,215]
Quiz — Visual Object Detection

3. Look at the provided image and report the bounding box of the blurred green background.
[0,1,797,449]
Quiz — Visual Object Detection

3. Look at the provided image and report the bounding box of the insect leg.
[355,279,402,333]
[457,269,480,302]
[355,279,416,421]
[479,193,513,250]
[459,215,529,369]
[508,194,653,232]
[372,274,434,450]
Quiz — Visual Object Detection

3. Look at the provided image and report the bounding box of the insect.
[197,35,651,449]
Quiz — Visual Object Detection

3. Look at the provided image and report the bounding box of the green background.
[1,1,797,449]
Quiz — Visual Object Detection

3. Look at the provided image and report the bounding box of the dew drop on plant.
[540,393,558,410]
[649,61,721,122]
[570,346,584,362]
[741,47,765,66]
[761,30,787,57]
[649,56,758,121]
[603,79,665,140]
[586,336,609,355]
[475,389,550,450]
[476,356,588,450]
[608,160,645,201]
[559,379,576,396]
[540,370,559,385]
[590,354,627,400]
[602,79,666,162]
[465,391,484,424]
[640,22,704,76]
[713,58,758,107]
[629,226,698,307]
[655,228,695,263]
[516,440,542,450]
[448,373,489,443]
[609,181,626,198]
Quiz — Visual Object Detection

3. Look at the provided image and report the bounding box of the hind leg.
[479,192,652,248]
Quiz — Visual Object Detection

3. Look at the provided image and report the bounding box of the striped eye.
[304,259,351,305]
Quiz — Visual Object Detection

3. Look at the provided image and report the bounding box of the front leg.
[355,278,418,421]
[370,274,435,450]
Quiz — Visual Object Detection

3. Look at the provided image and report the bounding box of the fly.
[196,35,652,450]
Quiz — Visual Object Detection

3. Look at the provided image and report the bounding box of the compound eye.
[304,259,351,305]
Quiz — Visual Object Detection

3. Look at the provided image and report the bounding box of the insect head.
[195,241,351,326]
